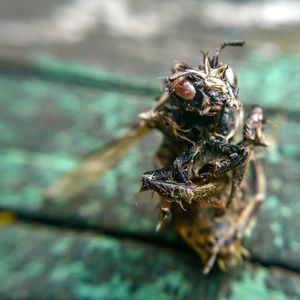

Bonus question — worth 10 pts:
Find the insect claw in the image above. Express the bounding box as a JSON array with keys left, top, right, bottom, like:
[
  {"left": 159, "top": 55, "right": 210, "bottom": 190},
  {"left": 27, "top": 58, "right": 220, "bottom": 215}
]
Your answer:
[
  {"left": 139, "top": 183, "right": 148, "bottom": 192},
  {"left": 202, "top": 254, "right": 217, "bottom": 274},
  {"left": 240, "top": 246, "right": 250, "bottom": 258},
  {"left": 177, "top": 199, "right": 187, "bottom": 211}
]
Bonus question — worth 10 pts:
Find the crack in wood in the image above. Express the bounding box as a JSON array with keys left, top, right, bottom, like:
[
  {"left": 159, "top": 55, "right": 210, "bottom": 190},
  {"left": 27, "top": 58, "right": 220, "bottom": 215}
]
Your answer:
[{"left": 2, "top": 207, "right": 299, "bottom": 276}]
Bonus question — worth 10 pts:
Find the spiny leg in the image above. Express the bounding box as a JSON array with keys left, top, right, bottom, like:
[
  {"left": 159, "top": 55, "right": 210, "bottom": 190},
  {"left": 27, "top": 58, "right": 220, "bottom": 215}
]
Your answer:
[
  {"left": 172, "top": 141, "right": 248, "bottom": 183},
  {"left": 243, "top": 105, "right": 267, "bottom": 147},
  {"left": 205, "top": 141, "right": 248, "bottom": 176},
  {"left": 151, "top": 137, "right": 186, "bottom": 231},
  {"left": 141, "top": 167, "right": 221, "bottom": 206},
  {"left": 203, "top": 106, "right": 267, "bottom": 272},
  {"left": 228, "top": 105, "right": 267, "bottom": 207},
  {"left": 203, "top": 158, "right": 266, "bottom": 274},
  {"left": 141, "top": 140, "right": 246, "bottom": 208}
]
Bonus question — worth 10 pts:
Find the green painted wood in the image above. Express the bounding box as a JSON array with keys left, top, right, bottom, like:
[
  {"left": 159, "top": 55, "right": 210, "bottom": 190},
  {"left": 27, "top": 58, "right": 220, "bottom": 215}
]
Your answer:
[
  {"left": 0, "top": 71, "right": 160, "bottom": 233},
  {"left": 0, "top": 223, "right": 300, "bottom": 300},
  {"left": 0, "top": 56, "right": 159, "bottom": 97},
  {"left": 1, "top": 53, "right": 300, "bottom": 276}
]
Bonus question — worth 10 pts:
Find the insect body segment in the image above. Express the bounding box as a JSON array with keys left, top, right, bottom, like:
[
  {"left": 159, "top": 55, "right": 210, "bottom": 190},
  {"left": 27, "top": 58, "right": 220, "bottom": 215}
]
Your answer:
[{"left": 140, "top": 41, "right": 267, "bottom": 273}]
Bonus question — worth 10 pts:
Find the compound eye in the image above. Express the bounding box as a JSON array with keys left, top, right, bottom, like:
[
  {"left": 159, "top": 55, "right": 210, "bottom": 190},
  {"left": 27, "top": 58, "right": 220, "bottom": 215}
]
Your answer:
[
  {"left": 225, "top": 67, "right": 237, "bottom": 90},
  {"left": 169, "top": 76, "right": 196, "bottom": 100}
]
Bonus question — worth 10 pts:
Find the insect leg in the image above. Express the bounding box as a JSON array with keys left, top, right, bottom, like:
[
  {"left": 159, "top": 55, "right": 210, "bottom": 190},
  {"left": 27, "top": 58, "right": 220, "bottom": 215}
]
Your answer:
[
  {"left": 204, "top": 107, "right": 267, "bottom": 271},
  {"left": 206, "top": 141, "right": 249, "bottom": 177},
  {"left": 243, "top": 105, "right": 267, "bottom": 147},
  {"left": 203, "top": 158, "right": 266, "bottom": 274},
  {"left": 204, "top": 106, "right": 265, "bottom": 181},
  {"left": 228, "top": 105, "right": 267, "bottom": 206},
  {"left": 156, "top": 197, "right": 172, "bottom": 231},
  {"left": 141, "top": 167, "right": 219, "bottom": 204}
]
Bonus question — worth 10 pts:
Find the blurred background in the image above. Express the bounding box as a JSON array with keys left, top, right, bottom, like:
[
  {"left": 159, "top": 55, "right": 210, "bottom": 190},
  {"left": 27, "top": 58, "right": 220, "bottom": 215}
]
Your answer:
[
  {"left": 1, "top": 0, "right": 300, "bottom": 299},
  {"left": 1, "top": 0, "right": 300, "bottom": 77}
]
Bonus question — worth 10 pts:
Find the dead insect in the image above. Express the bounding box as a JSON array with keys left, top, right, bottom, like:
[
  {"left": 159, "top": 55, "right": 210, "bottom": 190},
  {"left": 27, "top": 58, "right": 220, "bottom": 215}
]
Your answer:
[{"left": 45, "top": 41, "right": 267, "bottom": 274}]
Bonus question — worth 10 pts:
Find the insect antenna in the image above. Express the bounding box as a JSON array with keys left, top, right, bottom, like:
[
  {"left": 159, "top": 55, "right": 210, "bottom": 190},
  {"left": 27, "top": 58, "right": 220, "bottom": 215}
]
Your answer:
[{"left": 211, "top": 41, "right": 246, "bottom": 68}]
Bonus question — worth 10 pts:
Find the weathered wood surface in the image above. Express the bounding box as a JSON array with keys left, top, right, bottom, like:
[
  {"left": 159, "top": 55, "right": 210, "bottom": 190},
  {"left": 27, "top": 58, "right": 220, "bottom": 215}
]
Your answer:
[
  {"left": 1, "top": 53, "right": 300, "bottom": 298},
  {"left": 1, "top": 223, "right": 300, "bottom": 300}
]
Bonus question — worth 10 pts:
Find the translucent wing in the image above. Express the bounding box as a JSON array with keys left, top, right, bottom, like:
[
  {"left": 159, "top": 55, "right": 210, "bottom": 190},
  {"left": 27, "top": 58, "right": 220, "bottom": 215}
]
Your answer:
[{"left": 45, "top": 122, "right": 151, "bottom": 200}]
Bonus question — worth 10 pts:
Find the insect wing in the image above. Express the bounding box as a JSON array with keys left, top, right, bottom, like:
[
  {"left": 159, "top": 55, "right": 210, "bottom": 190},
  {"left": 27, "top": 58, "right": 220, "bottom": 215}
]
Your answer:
[{"left": 45, "top": 122, "right": 151, "bottom": 200}]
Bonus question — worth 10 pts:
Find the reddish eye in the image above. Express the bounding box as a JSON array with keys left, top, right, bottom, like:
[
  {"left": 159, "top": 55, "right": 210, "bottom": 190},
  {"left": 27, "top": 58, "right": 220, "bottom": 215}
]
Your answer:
[{"left": 169, "top": 77, "right": 196, "bottom": 100}]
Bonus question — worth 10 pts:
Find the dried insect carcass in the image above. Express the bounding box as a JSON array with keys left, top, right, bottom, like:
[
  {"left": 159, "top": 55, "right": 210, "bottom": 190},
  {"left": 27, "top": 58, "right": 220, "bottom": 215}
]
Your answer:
[
  {"left": 45, "top": 42, "right": 267, "bottom": 274},
  {"left": 139, "top": 41, "right": 268, "bottom": 273}
]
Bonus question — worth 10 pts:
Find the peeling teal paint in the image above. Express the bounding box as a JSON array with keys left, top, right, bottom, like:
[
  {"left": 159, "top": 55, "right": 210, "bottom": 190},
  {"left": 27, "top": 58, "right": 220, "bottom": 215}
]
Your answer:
[
  {"left": 50, "top": 262, "right": 88, "bottom": 282},
  {"left": 290, "top": 240, "right": 300, "bottom": 252},
  {"left": 238, "top": 53, "right": 300, "bottom": 109},
  {"left": 82, "top": 236, "right": 122, "bottom": 256},
  {"left": 24, "top": 261, "right": 46, "bottom": 278},
  {"left": 224, "top": 269, "right": 293, "bottom": 300},
  {"left": 132, "top": 271, "right": 191, "bottom": 300},
  {"left": 264, "top": 195, "right": 280, "bottom": 210},
  {"left": 270, "top": 222, "right": 284, "bottom": 249},
  {"left": 32, "top": 56, "right": 159, "bottom": 94},
  {"left": 51, "top": 237, "right": 73, "bottom": 256},
  {"left": 75, "top": 274, "right": 132, "bottom": 300}
]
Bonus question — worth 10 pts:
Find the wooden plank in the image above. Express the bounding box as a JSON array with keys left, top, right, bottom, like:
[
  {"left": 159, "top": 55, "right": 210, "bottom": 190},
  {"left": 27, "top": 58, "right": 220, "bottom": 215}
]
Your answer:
[
  {"left": 0, "top": 56, "right": 300, "bottom": 270},
  {"left": 0, "top": 71, "right": 160, "bottom": 232},
  {"left": 0, "top": 57, "right": 159, "bottom": 97},
  {"left": 0, "top": 223, "right": 299, "bottom": 300}
]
